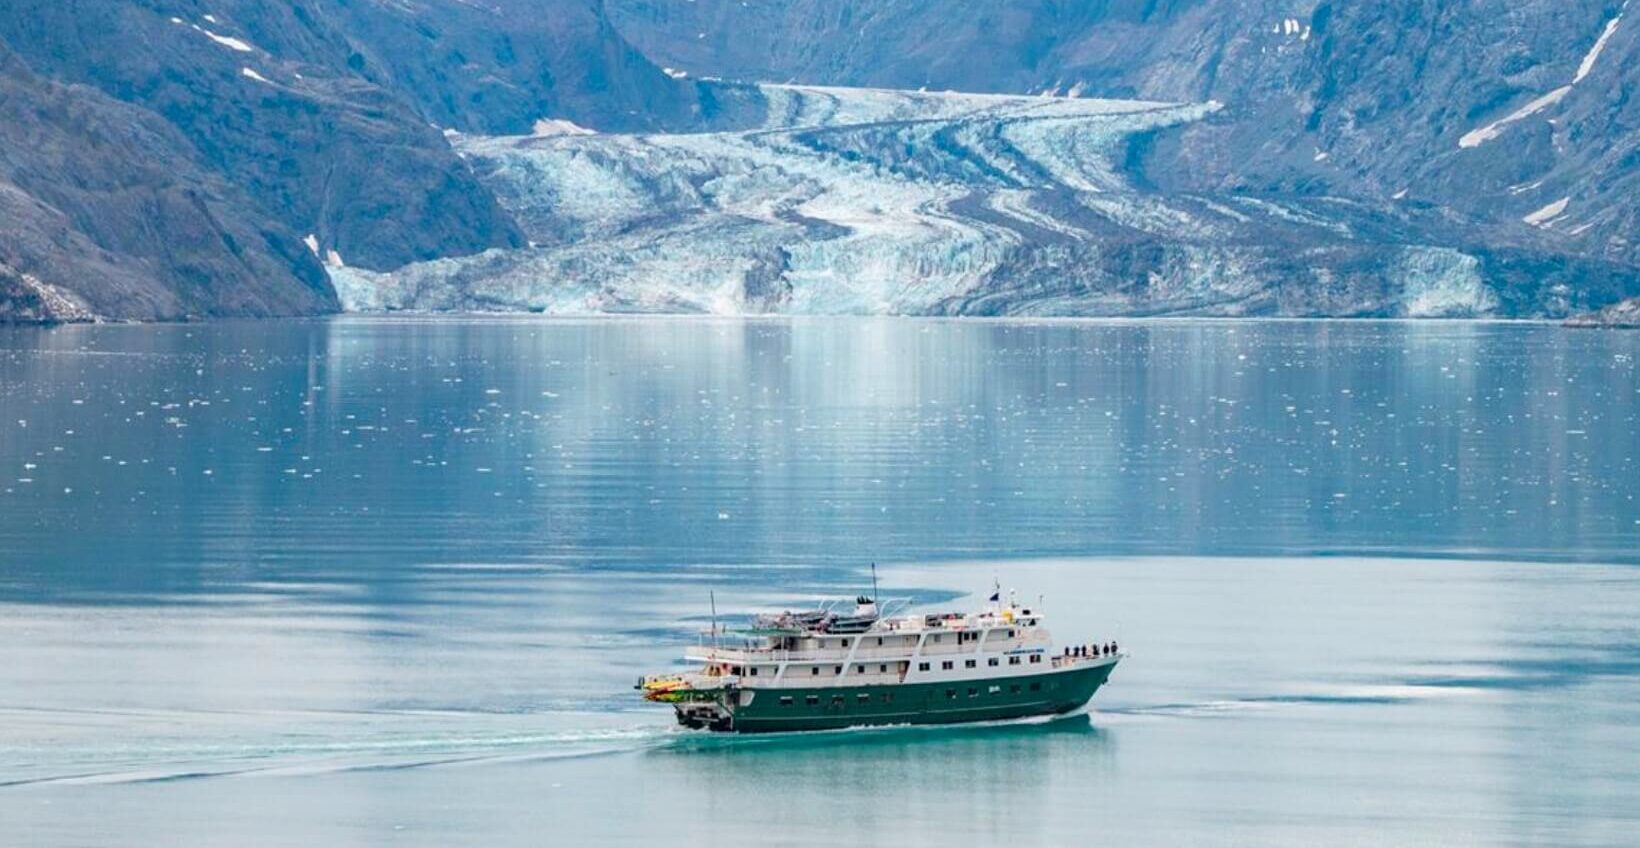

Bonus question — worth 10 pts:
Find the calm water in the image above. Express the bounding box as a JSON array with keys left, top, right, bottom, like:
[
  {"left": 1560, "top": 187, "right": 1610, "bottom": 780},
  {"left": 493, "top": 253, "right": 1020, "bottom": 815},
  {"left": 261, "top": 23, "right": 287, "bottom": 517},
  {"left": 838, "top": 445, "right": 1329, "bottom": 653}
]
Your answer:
[{"left": 1, "top": 318, "right": 1637, "bottom": 846}]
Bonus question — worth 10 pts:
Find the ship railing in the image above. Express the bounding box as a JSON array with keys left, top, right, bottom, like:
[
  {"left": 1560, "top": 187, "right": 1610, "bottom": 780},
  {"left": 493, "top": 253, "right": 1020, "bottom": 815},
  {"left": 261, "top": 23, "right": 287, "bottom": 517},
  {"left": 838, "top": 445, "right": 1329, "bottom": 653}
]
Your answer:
[
  {"left": 687, "top": 641, "right": 1039, "bottom": 664},
  {"left": 687, "top": 646, "right": 920, "bottom": 663},
  {"left": 1050, "top": 652, "right": 1119, "bottom": 669}
]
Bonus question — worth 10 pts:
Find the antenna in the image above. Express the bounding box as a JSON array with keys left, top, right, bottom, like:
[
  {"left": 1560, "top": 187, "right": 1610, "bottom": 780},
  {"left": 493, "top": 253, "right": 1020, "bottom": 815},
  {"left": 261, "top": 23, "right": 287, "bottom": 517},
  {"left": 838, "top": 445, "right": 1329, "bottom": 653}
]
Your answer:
[
  {"left": 710, "top": 590, "right": 719, "bottom": 650},
  {"left": 871, "top": 562, "right": 879, "bottom": 603}
]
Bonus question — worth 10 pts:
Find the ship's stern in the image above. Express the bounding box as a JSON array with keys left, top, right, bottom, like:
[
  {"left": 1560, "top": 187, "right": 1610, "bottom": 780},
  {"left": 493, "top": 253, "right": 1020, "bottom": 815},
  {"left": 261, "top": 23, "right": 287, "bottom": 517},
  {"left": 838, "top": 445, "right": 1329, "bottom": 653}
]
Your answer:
[{"left": 674, "top": 698, "right": 735, "bottom": 732}]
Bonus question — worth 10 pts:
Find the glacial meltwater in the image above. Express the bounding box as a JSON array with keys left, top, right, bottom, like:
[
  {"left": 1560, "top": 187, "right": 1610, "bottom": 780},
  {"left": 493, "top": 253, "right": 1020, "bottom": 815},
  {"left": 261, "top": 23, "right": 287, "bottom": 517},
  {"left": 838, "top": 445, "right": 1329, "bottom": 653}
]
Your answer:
[{"left": 2, "top": 317, "right": 1637, "bottom": 846}]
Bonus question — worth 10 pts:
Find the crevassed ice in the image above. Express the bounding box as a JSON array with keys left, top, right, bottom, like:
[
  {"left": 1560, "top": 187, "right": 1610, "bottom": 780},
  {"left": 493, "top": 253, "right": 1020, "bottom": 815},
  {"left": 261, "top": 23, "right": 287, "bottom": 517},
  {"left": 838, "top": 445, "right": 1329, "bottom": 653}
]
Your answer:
[{"left": 326, "top": 84, "right": 1482, "bottom": 318}]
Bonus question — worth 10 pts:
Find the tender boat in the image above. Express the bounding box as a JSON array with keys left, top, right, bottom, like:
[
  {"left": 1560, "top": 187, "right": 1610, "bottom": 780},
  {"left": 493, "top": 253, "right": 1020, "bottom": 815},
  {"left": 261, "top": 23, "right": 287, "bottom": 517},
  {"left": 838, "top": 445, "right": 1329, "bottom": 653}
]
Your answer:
[{"left": 639, "top": 589, "right": 1122, "bottom": 733}]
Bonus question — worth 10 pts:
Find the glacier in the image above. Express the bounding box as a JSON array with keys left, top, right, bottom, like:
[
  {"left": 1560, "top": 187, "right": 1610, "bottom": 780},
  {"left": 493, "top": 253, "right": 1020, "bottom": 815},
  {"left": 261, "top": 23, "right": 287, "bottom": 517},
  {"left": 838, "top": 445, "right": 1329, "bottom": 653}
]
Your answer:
[{"left": 333, "top": 83, "right": 1625, "bottom": 318}]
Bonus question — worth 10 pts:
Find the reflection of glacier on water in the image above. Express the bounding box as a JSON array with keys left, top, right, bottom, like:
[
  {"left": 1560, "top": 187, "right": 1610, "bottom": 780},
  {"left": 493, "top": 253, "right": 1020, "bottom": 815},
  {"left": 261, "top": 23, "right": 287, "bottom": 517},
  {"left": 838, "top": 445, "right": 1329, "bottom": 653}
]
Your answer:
[{"left": 333, "top": 83, "right": 1594, "bottom": 318}]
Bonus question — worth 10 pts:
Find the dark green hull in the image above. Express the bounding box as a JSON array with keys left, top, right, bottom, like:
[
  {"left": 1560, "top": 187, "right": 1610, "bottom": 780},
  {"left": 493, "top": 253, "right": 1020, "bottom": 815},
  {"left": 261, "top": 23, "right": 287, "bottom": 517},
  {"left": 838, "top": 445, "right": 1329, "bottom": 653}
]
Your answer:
[{"left": 691, "top": 660, "right": 1117, "bottom": 733}]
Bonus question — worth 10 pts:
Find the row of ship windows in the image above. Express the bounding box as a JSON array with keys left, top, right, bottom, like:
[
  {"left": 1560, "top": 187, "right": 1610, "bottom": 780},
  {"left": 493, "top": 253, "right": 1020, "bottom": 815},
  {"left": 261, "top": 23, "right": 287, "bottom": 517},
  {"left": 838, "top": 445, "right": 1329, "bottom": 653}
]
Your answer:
[
  {"left": 919, "top": 654, "right": 1040, "bottom": 672},
  {"left": 814, "top": 630, "right": 1019, "bottom": 650},
  {"left": 776, "top": 681, "right": 1051, "bottom": 707},
  {"left": 730, "top": 652, "right": 1041, "bottom": 678},
  {"left": 733, "top": 663, "right": 900, "bottom": 676}
]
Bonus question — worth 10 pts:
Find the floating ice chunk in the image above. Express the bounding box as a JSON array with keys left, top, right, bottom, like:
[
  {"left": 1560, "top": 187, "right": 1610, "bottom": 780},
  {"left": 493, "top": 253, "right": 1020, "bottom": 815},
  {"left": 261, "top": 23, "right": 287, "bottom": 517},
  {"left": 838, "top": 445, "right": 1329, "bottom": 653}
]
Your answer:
[{"left": 1523, "top": 197, "right": 1570, "bottom": 226}]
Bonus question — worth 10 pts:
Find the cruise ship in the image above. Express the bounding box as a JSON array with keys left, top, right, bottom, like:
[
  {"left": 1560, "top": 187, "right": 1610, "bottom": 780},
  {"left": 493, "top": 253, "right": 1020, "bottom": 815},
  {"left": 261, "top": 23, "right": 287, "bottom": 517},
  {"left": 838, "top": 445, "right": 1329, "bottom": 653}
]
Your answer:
[{"left": 640, "top": 591, "right": 1122, "bottom": 733}]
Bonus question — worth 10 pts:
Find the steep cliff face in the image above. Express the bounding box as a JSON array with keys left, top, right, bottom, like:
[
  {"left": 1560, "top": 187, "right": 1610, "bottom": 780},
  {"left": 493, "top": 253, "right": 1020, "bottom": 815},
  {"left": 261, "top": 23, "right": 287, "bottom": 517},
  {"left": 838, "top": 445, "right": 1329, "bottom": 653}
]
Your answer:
[
  {"left": 0, "top": 46, "right": 334, "bottom": 321},
  {"left": 608, "top": 0, "right": 1640, "bottom": 265}
]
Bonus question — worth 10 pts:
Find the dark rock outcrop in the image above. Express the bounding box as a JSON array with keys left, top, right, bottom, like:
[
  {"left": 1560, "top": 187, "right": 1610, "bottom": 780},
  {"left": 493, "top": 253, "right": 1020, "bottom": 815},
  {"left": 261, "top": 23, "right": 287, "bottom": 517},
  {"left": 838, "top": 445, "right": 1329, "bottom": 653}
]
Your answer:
[{"left": 1567, "top": 297, "right": 1640, "bottom": 327}]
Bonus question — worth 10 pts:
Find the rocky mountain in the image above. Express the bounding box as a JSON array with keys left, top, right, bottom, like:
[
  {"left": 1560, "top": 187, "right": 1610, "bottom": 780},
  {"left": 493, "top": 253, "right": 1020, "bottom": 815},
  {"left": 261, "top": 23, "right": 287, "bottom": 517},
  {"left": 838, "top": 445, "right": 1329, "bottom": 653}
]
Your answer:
[
  {"left": 0, "top": 0, "right": 694, "bottom": 321},
  {"left": 1, "top": 42, "right": 334, "bottom": 320},
  {"left": 318, "top": 0, "right": 707, "bottom": 135},
  {"left": 4, "top": 0, "right": 1638, "bottom": 321},
  {"left": 608, "top": 0, "right": 1640, "bottom": 267}
]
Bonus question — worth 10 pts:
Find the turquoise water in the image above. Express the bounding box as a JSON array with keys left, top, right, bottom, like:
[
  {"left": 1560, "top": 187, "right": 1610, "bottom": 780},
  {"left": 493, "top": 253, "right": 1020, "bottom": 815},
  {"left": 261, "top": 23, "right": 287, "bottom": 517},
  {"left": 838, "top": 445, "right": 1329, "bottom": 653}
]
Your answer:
[{"left": 2, "top": 318, "right": 1637, "bottom": 845}]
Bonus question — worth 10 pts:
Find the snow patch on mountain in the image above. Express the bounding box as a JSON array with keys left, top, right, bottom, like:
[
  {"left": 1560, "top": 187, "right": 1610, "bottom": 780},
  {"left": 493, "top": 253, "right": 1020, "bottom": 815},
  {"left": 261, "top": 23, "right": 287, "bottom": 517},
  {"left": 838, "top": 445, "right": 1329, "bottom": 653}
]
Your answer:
[
  {"left": 531, "top": 118, "right": 595, "bottom": 137},
  {"left": 1461, "top": 5, "right": 1628, "bottom": 149},
  {"left": 196, "top": 26, "right": 255, "bottom": 53},
  {"left": 1574, "top": 13, "right": 1624, "bottom": 82},
  {"left": 1459, "top": 86, "right": 1571, "bottom": 148},
  {"left": 1523, "top": 197, "right": 1571, "bottom": 226}
]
